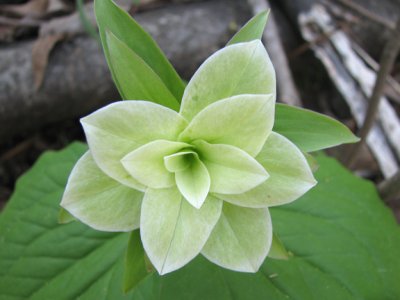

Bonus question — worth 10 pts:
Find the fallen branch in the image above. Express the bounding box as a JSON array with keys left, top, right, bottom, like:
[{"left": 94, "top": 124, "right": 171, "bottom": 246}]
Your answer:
[{"left": 299, "top": 5, "right": 399, "bottom": 178}]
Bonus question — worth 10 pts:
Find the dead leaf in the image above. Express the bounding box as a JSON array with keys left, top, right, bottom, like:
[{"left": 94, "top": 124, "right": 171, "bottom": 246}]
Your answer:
[{"left": 32, "top": 33, "right": 66, "bottom": 91}]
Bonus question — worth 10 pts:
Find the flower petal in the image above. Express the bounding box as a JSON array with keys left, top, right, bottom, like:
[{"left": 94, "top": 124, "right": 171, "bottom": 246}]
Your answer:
[
  {"left": 81, "top": 101, "right": 188, "bottom": 190},
  {"left": 141, "top": 188, "right": 222, "bottom": 275},
  {"left": 164, "top": 151, "right": 195, "bottom": 172},
  {"left": 216, "top": 132, "right": 317, "bottom": 208},
  {"left": 180, "top": 40, "right": 276, "bottom": 121},
  {"left": 201, "top": 203, "right": 272, "bottom": 272},
  {"left": 175, "top": 154, "right": 211, "bottom": 209},
  {"left": 194, "top": 140, "right": 269, "bottom": 194},
  {"left": 61, "top": 151, "right": 143, "bottom": 232},
  {"left": 121, "top": 140, "right": 190, "bottom": 189},
  {"left": 179, "top": 94, "right": 274, "bottom": 156}
]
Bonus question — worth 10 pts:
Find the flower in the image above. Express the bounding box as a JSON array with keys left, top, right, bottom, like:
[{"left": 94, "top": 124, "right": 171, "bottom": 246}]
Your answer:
[{"left": 61, "top": 40, "right": 316, "bottom": 275}]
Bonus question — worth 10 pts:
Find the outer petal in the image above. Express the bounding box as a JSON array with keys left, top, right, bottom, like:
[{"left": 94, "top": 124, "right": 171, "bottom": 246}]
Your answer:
[
  {"left": 81, "top": 101, "right": 188, "bottom": 191},
  {"left": 179, "top": 94, "right": 274, "bottom": 156},
  {"left": 175, "top": 154, "right": 211, "bottom": 209},
  {"left": 141, "top": 188, "right": 222, "bottom": 275},
  {"left": 216, "top": 132, "right": 317, "bottom": 208},
  {"left": 201, "top": 203, "right": 272, "bottom": 272},
  {"left": 194, "top": 140, "right": 269, "bottom": 195},
  {"left": 180, "top": 40, "right": 276, "bottom": 121},
  {"left": 121, "top": 140, "right": 190, "bottom": 189},
  {"left": 61, "top": 151, "right": 143, "bottom": 232}
]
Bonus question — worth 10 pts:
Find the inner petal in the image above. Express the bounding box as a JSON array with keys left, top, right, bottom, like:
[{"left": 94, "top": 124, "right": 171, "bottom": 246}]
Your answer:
[{"left": 164, "top": 151, "right": 197, "bottom": 173}]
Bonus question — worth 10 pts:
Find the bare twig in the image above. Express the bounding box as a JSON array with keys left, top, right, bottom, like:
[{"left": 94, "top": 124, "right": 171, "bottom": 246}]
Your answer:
[
  {"left": 352, "top": 42, "right": 400, "bottom": 104},
  {"left": 379, "top": 170, "right": 400, "bottom": 205},
  {"left": 334, "top": 0, "right": 395, "bottom": 30},
  {"left": 345, "top": 20, "right": 400, "bottom": 166}
]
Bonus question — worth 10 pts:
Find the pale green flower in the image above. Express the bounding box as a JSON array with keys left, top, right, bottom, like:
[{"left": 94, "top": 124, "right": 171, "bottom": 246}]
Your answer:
[{"left": 61, "top": 40, "right": 316, "bottom": 275}]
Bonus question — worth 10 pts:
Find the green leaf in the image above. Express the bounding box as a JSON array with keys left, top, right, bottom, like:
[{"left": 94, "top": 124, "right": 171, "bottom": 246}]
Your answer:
[
  {"left": 195, "top": 140, "right": 269, "bottom": 195},
  {"left": 58, "top": 207, "right": 75, "bottom": 224},
  {"left": 179, "top": 94, "right": 275, "bottom": 156},
  {"left": 106, "top": 31, "right": 180, "bottom": 110},
  {"left": 121, "top": 140, "right": 190, "bottom": 189},
  {"left": 81, "top": 101, "right": 187, "bottom": 190},
  {"left": 1, "top": 143, "right": 400, "bottom": 299},
  {"left": 274, "top": 103, "right": 359, "bottom": 152},
  {"left": 216, "top": 132, "right": 316, "bottom": 208},
  {"left": 227, "top": 10, "right": 269, "bottom": 45},
  {"left": 61, "top": 151, "right": 143, "bottom": 232},
  {"left": 95, "top": 0, "right": 184, "bottom": 101},
  {"left": 202, "top": 203, "right": 272, "bottom": 272},
  {"left": 140, "top": 188, "right": 222, "bottom": 275},
  {"left": 123, "top": 230, "right": 150, "bottom": 293},
  {"left": 175, "top": 154, "right": 210, "bottom": 209},
  {"left": 268, "top": 233, "right": 290, "bottom": 260},
  {"left": 180, "top": 40, "right": 276, "bottom": 121}
]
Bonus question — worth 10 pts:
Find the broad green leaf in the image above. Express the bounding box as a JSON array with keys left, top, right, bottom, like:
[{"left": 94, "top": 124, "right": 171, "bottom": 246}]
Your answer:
[
  {"left": 175, "top": 154, "right": 210, "bottom": 209},
  {"left": 179, "top": 94, "right": 274, "bottom": 156},
  {"left": 81, "top": 101, "right": 187, "bottom": 190},
  {"left": 180, "top": 40, "right": 276, "bottom": 120},
  {"left": 121, "top": 140, "right": 190, "bottom": 189},
  {"left": 268, "top": 233, "right": 290, "bottom": 260},
  {"left": 274, "top": 103, "right": 359, "bottom": 152},
  {"left": 1, "top": 143, "right": 400, "bottom": 299},
  {"left": 61, "top": 151, "right": 142, "bottom": 231},
  {"left": 106, "top": 31, "right": 180, "bottom": 111},
  {"left": 202, "top": 203, "right": 272, "bottom": 272},
  {"left": 216, "top": 132, "right": 316, "bottom": 208},
  {"left": 140, "top": 188, "right": 222, "bottom": 275},
  {"left": 227, "top": 10, "right": 269, "bottom": 45},
  {"left": 194, "top": 140, "right": 269, "bottom": 194},
  {"left": 123, "top": 230, "right": 151, "bottom": 293},
  {"left": 164, "top": 151, "right": 195, "bottom": 172},
  {"left": 95, "top": 0, "right": 185, "bottom": 101}
]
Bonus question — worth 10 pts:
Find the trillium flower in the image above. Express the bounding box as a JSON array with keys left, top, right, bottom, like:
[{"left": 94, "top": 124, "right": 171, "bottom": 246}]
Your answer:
[{"left": 61, "top": 40, "right": 317, "bottom": 275}]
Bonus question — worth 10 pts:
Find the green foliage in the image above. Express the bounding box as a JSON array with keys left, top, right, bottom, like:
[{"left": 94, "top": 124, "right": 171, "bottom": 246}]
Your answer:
[
  {"left": 274, "top": 104, "right": 359, "bottom": 152},
  {"left": 227, "top": 10, "right": 269, "bottom": 45},
  {"left": 95, "top": 0, "right": 185, "bottom": 102},
  {"left": 1, "top": 143, "right": 399, "bottom": 299}
]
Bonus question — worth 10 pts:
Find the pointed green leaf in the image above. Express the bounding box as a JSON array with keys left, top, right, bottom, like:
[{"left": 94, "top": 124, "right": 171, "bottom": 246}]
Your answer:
[
  {"left": 268, "top": 233, "right": 290, "bottom": 260},
  {"left": 164, "top": 151, "right": 195, "bottom": 172},
  {"left": 175, "top": 154, "right": 210, "bottom": 209},
  {"left": 216, "top": 132, "right": 316, "bottom": 208},
  {"left": 58, "top": 208, "right": 75, "bottom": 224},
  {"left": 227, "top": 10, "right": 269, "bottom": 45},
  {"left": 274, "top": 103, "right": 360, "bottom": 152},
  {"left": 95, "top": 0, "right": 184, "bottom": 101},
  {"left": 194, "top": 140, "right": 269, "bottom": 194},
  {"left": 202, "top": 203, "right": 272, "bottom": 272},
  {"left": 81, "top": 101, "right": 187, "bottom": 190},
  {"left": 141, "top": 188, "right": 222, "bottom": 275},
  {"left": 106, "top": 31, "right": 180, "bottom": 110},
  {"left": 123, "top": 230, "right": 151, "bottom": 293},
  {"left": 180, "top": 40, "right": 276, "bottom": 120},
  {"left": 121, "top": 140, "right": 190, "bottom": 189},
  {"left": 61, "top": 151, "right": 143, "bottom": 232},
  {"left": 179, "top": 94, "right": 274, "bottom": 156}
]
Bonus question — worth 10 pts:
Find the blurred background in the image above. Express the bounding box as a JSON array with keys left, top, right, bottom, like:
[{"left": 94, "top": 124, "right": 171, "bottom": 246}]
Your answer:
[{"left": 0, "top": 0, "right": 399, "bottom": 217}]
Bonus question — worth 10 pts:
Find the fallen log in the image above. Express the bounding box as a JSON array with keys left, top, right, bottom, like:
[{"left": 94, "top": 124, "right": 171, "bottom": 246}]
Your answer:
[{"left": 0, "top": 0, "right": 249, "bottom": 142}]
